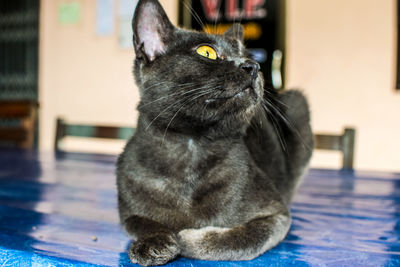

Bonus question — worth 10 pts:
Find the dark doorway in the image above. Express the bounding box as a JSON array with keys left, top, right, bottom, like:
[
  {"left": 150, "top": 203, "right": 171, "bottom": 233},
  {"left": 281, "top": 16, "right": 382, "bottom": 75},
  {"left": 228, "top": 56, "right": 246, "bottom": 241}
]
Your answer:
[
  {"left": 0, "top": 0, "right": 40, "bottom": 148},
  {"left": 0, "top": 0, "right": 40, "bottom": 100},
  {"left": 397, "top": 0, "right": 400, "bottom": 90}
]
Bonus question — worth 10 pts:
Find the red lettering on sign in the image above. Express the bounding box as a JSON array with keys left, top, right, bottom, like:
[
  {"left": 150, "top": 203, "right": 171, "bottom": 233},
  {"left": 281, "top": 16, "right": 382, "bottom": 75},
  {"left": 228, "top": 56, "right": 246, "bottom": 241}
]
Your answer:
[
  {"left": 226, "top": 0, "right": 240, "bottom": 20},
  {"left": 200, "top": 0, "right": 222, "bottom": 20},
  {"left": 244, "top": 0, "right": 266, "bottom": 19}
]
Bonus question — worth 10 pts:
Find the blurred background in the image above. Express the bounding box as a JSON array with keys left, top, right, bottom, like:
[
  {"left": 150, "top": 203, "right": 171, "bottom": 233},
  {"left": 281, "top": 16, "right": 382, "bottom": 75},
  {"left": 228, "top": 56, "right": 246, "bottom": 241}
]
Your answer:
[{"left": 0, "top": 0, "right": 399, "bottom": 171}]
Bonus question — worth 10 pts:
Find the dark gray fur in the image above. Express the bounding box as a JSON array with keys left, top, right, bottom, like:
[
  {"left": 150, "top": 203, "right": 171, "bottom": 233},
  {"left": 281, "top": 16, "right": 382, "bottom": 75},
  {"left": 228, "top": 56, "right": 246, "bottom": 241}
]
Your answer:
[{"left": 117, "top": 0, "right": 313, "bottom": 265}]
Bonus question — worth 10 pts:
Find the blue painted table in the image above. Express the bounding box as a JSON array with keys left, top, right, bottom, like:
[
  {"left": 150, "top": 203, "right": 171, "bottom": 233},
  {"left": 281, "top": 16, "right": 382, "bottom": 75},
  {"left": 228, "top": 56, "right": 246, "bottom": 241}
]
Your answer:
[{"left": 0, "top": 148, "right": 399, "bottom": 266}]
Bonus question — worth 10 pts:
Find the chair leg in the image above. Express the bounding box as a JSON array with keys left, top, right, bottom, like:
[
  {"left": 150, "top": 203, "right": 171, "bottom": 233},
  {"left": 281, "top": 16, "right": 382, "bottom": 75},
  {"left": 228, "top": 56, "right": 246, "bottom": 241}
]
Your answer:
[
  {"left": 54, "top": 118, "right": 66, "bottom": 152},
  {"left": 342, "top": 128, "right": 356, "bottom": 169}
]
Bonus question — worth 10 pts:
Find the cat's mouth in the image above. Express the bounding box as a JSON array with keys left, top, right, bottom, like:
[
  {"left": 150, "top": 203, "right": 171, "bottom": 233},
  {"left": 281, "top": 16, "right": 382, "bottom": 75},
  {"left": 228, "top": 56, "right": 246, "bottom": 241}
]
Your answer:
[{"left": 205, "top": 86, "right": 254, "bottom": 104}]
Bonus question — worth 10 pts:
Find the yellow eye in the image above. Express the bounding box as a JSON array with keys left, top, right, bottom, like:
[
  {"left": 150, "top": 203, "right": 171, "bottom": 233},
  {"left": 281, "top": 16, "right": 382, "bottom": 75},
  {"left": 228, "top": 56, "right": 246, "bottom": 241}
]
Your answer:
[{"left": 196, "top": 45, "right": 217, "bottom": 60}]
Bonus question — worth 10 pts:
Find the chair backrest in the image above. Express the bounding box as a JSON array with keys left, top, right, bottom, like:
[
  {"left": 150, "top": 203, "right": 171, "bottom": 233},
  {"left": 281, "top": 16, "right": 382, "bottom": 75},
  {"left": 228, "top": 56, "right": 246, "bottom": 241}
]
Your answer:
[
  {"left": 314, "top": 127, "right": 356, "bottom": 169},
  {"left": 0, "top": 101, "right": 38, "bottom": 149},
  {"left": 55, "top": 118, "right": 356, "bottom": 168},
  {"left": 54, "top": 118, "right": 135, "bottom": 152}
]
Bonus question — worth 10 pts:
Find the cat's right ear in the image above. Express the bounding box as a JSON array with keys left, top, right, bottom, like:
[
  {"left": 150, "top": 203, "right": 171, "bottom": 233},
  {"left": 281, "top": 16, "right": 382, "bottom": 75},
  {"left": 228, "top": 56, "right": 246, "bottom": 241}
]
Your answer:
[
  {"left": 133, "top": 0, "right": 175, "bottom": 63},
  {"left": 224, "top": 24, "right": 244, "bottom": 43}
]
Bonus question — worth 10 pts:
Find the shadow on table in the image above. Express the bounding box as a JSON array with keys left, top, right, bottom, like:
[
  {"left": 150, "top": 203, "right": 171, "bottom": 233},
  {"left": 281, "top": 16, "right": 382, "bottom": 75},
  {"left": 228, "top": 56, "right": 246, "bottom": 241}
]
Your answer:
[{"left": 117, "top": 236, "right": 313, "bottom": 266}]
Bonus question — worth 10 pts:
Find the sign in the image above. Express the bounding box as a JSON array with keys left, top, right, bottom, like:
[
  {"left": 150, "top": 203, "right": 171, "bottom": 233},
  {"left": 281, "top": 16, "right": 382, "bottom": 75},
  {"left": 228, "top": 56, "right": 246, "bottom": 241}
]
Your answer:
[
  {"left": 58, "top": 2, "right": 81, "bottom": 25},
  {"left": 96, "top": 0, "right": 114, "bottom": 36},
  {"left": 179, "top": 0, "right": 284, "bottom": 89}
]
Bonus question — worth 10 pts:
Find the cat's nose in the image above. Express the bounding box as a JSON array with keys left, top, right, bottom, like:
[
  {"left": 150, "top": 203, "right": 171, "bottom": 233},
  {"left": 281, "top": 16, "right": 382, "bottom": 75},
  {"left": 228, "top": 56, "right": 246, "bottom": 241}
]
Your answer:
[{"left": 240, "top": 60, "right": 260, "bottom": 78}]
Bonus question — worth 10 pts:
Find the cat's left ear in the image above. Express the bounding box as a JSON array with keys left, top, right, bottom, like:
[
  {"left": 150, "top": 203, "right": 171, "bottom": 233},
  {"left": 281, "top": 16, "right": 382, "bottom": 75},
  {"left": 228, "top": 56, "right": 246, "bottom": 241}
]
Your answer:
[
  {"left": 133, "top": 0, "right": 175, "bottom": 62},
  {"left": 224, "top": 24, "right": 244, "bottom": 43}
]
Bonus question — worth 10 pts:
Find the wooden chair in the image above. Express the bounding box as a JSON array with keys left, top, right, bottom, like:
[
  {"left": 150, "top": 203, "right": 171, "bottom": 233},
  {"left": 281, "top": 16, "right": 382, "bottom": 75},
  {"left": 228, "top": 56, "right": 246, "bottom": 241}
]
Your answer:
[
  {"left": 54, "top": 118, "right": 135, "bottom": 152},
  {"left": 314, "top": 128, "right": 356, "bottom": 169},
  {"left": 0, "top": 100, "right": 38, "bottom": 149}
]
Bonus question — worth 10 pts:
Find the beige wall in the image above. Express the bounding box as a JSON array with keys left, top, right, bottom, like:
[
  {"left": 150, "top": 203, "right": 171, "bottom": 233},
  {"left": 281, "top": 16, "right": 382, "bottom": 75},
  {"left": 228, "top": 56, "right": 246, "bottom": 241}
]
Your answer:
[
  {"left": 286, "top": 0, "right": 399, "bottom": 171},
  {"left": 39, "top": 0, "right": 399, "bottom": 171},
  {"left": 39, "top": 0, "right": 177, "bottom": 154}
]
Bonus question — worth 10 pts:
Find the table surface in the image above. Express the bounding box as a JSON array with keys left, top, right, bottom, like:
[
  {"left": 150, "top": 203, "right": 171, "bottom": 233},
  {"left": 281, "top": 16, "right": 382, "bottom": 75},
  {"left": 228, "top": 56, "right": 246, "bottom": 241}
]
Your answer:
[{"left": 0, "top": 149, "right": 399, "bottom": 267}]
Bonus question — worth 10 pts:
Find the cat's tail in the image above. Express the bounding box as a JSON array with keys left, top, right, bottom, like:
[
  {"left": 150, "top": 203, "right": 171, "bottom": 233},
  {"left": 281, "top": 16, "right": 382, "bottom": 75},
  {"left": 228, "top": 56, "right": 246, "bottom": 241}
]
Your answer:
[
  {"left": 246, "top": 89, "right": 314, "bottom": 203},
  {"left": 275, "top": 90, "right": 314, "bottom": 184},
  {"left": 177, "top": 212, "right": 291, "bottom": 261}
]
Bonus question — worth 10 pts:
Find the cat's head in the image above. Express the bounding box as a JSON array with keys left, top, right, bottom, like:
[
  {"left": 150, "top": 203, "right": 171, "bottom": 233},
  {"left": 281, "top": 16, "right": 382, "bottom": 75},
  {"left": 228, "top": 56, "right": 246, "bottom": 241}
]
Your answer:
[{"left": 132, "top": 0, "right": 264, "bottom": 138}]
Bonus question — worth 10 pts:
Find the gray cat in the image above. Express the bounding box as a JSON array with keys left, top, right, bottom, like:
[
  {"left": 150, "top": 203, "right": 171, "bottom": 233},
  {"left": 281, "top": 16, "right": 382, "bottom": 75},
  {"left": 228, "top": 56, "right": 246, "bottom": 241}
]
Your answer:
[{"left": 116, "top": 0, "right": 313, "bottom": 265}]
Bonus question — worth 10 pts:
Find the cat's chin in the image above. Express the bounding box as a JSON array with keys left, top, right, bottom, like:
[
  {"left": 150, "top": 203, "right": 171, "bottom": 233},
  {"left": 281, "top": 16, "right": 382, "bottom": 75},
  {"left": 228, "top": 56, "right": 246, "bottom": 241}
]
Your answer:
[
  {"left": 205, "top": 87, "right": 252, "bottom": 103},
  {"left": 204, "top": 86, "right": 259, "bottom": 112}
]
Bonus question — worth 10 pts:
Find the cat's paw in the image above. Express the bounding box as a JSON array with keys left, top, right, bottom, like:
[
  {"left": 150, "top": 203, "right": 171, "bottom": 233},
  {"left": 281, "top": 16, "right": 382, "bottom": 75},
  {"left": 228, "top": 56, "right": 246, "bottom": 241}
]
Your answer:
[
  {"left": 178, "top": 226, "right": 229, "bottom": 245},
  {"left": 129, "top": 233, "right": 180, "bottom": 266},
  {"left": 178, "top": 227, "right": 230, "bottom": 259}
]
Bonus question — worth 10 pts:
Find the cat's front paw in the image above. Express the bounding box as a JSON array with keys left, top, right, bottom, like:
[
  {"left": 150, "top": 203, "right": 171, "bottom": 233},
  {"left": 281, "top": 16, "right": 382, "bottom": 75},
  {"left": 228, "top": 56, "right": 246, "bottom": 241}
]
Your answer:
[{"left": 129, "top": 233, "right": 180, "bottom": 266}]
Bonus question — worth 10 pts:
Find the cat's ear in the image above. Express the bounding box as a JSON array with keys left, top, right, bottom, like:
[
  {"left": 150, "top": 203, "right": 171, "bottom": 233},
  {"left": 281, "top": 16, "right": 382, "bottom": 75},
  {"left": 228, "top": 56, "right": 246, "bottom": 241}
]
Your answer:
[
  {"left": 133, "top": 0, "right": 175, "bottom": 62},
  {"left": 224, "top": 24, "right": 244, "bottom": 43}
]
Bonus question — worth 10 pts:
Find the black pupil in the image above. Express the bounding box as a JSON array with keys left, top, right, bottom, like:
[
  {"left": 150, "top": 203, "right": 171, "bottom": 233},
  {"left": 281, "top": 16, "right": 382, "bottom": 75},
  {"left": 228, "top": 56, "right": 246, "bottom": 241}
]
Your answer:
[{"left": 206, "top": 51, "right": 209, "bottom": 57}]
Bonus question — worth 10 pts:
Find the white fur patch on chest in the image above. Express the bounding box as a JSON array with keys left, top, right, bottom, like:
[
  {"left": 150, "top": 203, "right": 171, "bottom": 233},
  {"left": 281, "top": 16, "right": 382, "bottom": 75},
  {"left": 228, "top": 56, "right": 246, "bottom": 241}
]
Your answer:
[{"left": 184, "top": 138, "right": 200, "bottom": 183}]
